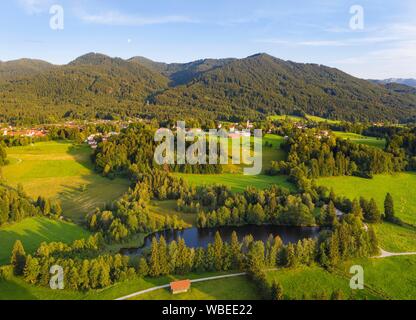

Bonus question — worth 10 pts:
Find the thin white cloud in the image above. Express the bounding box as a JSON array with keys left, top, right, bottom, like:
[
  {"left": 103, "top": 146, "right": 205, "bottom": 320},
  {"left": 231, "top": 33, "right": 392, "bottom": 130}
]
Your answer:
[
  {"left": 17, "top": 0, "right": 52, "bottom": 14},
  {"left": 78, "top": 10, "right": 197, "bottom": 26}
]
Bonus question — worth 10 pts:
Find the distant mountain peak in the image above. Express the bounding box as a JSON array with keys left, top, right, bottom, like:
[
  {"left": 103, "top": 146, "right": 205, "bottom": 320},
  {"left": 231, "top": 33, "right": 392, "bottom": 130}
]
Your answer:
[
  {"left": 371, "top": 78, "right": 416, "bottom": 88},
  {"left": 69, "top": 52, "right": 116, "bottom": 66}
]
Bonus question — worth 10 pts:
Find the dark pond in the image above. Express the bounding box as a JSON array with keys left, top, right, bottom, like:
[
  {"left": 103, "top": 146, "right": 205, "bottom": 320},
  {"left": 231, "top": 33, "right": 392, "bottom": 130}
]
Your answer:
[{"left": 121, "top": 225, "right": 321, "bottom": 256}]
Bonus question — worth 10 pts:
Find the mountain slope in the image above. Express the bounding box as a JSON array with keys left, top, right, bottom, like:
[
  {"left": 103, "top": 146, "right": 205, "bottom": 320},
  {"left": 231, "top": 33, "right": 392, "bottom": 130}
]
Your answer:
[
  {"left": 0, "top": 53, "right": 170, "bottom": 124},
  {"left": 152, "top": 53, "right": 416, "bottom": 122},
  {"left": 1, "top": 53, "right": 416, "bottom": 124},
  {"left": 0, "top": 58, "right": 54, "bottom": 81},
  {"left": 129, "top": 56, "right": 236, "bottom": 86}
]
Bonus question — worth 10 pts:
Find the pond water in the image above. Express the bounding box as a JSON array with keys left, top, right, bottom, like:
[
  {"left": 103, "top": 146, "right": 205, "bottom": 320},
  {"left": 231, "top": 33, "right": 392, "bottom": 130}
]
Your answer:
[{"left": 121, "top": 225, "right": 321, "bottom": 256}]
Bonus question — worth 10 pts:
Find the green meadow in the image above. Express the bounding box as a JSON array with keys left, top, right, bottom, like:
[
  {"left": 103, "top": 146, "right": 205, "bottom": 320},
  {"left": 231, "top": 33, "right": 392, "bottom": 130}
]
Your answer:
[
  {"left": 373, "top": 223, "right": 416, "bottom": 252},
  {"left": 333, "top": 131, "right": 386, "bottom": 149},
  {"left": 0, "top": 271, "right": 253, "bottom": 300},
  {"left": 176, "top": 173, "right": 294, "bottom": 193},
  {"left": 0, "top": 217, "right": 90, "bottom": 265},
  {"left": 149, "top": 200, "right": 196, "bottom": 227},
  {"left": 269, "top": 114, "right": 341, "bottom": 124},
  {"left": 265, "top": 266, "right": 379, "bottom": 300},
  {"left": 131, "top": 275, "right": 260, "bottom": 300},
  {"left": 317, "top": 173, "right": 416, "bottom": 226},
  {"left": 175, "top": 134, "right": 293, "bottom": 192},
  {"left": 341, "top": 256, "right": 416, "bottom": 300},
  {"left": 2, "top": 141, "right": 130, "bottom": 222}
]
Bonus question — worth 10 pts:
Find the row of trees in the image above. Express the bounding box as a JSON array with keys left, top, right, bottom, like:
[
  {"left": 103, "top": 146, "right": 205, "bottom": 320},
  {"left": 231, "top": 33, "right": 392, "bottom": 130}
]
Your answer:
[
  {"left": 0, "top": 184, "right": 65, "bottom": 227},
  {"left": 11, "top": 241, "right": 136, "bottom": 290},
  {"left": 86, "top": 175, "right": 189, "bottom": 242},
  {"left": 0, "top": 144, "right": 7, "bottom": 166},
  {"left": 268, "top": 128, "right": 406, "bottom": 180},
  {"left": 0, "top": 185, "right": 39, "bottom": 226}
]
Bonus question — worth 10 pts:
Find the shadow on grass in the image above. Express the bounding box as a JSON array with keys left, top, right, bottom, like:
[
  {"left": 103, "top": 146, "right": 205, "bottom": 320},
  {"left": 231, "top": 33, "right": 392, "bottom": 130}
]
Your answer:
[{"left": 0, "top": 217, "right": 90, "bottom": 265}]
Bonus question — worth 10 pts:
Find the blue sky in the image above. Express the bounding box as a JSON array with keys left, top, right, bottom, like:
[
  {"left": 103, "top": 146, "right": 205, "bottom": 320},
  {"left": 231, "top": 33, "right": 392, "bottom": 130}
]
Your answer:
[{"left": 1, "top": 0, "right": 416, "bottom": 79}]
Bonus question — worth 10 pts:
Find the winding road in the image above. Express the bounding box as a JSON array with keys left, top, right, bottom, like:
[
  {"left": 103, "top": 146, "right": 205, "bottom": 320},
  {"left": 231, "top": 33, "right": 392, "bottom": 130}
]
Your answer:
[{"left": 115, "top": 272, "right": 247, "bottom": 300}]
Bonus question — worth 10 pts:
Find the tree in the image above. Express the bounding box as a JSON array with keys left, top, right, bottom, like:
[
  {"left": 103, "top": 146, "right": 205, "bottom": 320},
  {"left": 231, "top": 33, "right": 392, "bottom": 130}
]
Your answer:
[
  {"left": 271, "top": 281, "right": 284, "bottom": 300},
  {"left": 366, "top": 199, "right": 382, "bottom": 223},
  {"left": 0, "top": 145, "right": 7, "bottom": 166},
  {"left": 137, "top": 258, "right": 149, "bottom": 277},
  {"left": 384, "top": 193, "right": 396, "bottom": 223},
  {"left": 325, "top": 201, "right": 338, "bottom": 227},
  {"left": 158, "top": 236, "right": 169, "bottom": 275},
  {"left": 246, "top": 241, "right": 265, "bottom": 273},
  {"left": 11, "top": 240, "right": 26, "bottom": 275},
  {"left": 149, "top": 237, "right": 161, "bottom": 277},
  {"left": 230, "top": 231, "right": 242, "bottom": 270},
  {"left": 23, "top": 255, "right": 40, "bottom": 284},
  {"left": 351, "top": 199, "right": 363, "bottom": 220},
  {"left": 213, "top": 232, "right": 224, "bottom": 271}
]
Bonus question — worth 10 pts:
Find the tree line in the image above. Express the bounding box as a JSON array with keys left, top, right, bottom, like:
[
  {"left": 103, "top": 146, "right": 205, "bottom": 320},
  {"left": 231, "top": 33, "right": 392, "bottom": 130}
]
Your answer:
[{"left": 0, "top": 184, "right": 63, "bottom": 227}]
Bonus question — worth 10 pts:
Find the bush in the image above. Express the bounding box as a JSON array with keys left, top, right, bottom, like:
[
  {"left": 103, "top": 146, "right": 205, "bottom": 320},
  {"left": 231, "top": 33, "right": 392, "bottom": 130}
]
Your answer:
[{"left": 0, "top": 265, "right": 13, "bottom": 280}]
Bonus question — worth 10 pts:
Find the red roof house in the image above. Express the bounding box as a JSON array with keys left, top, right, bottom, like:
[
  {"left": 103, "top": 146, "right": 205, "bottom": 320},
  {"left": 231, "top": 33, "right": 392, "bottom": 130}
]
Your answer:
[{"left": 170, "top": 280, "right": 191, "bottom": 294}]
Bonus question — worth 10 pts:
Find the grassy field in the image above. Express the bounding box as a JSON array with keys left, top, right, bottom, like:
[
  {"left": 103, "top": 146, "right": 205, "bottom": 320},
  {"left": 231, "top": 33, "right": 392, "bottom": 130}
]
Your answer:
[
  {"left": 0, "top": 217, "right": 90, "bottom": 265},
  {"left": 317, "top": 173, "right": 416, "bottom": 225},
  {"left": 265, "top": 266, "right": 379, "bottom": 300},
  {"left": 341, "top": 256, "right": 416, "bottom": 300},
  {"left": 333, "top": 131, "right": 386, "bottom": 149},
  {"left": 2, "top": 141, "right": 130, "bottom": 222},
  {"left": 174, "top": 134, "right": 294, "bottom": 193},
  {"left": 269, "top": 114, "right": 341, "bottom": 124},
  {"left": 262, "top": 134, "right": 286, "bottom": 170},
  {"left": 0, "top": 271, "right": 256, "bottom": 300},
  {"left": 176, "top": 173, "right": 294, "bottom": 193},
  {"left": 149, "top": 200, "right": 196, "bottom": 227},
  {"left": 373, "top": 223, "right": 416, "bottom": 252},
  {"left": 132, "top": 275, "right": 260, "bottom": 300}
]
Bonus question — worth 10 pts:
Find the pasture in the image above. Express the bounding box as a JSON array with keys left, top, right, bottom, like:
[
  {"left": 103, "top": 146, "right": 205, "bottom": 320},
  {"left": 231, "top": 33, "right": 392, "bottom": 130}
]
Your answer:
[
  {"left": 265, "top": 266, "right": 378, "bottom": 300},
  {"left": 0, "top": 217, "right": 90, "bottom": 265},
  {"left": 317, "top": 173, "right": 416, "bottom": 226},
  {"left": 0, "top": 271, "right": 258, "bottom": 300},
  {"left": 333, "top": 131, "right": 386, "bottom": 149},
  {"left": 341, "top": 256, "right": 416, "bottom": 300},
  {"left": 269, "top": 114, "right": 341, "bottom": 124},
  {"left": 175, "top": 173, "right": 294, "bottom": 193},
  {"left": 2, "top": 141, "right": 130, "bottom": 222},
  {"left": 175, "top": 134, "right": 293, "bottom": 192},
  {"left": 373, "top": 223, "right": 416, "bottom": 252}
]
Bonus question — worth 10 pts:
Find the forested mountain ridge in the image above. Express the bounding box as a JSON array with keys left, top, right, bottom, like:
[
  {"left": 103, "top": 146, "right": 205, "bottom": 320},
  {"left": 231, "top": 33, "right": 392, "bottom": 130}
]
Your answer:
[
  {"left": 0, "top": 53, "right": 169, "bottom": 124},
  {"left": 1, "top": 52, "right": 416, "bottom": 125},
  {"left": 152, "top": 53, "right": 416, "bottom": 123},
  {"left": 129, "top": 56, "right": 237, "bottom": 86},
  {"left": 0, "top": 58, "right": 55, "bottom": 81}
]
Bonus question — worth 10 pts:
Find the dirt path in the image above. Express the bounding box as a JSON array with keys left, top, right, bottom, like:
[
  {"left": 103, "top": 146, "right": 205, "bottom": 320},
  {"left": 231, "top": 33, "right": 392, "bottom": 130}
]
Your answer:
[
  {"left": 376, "top": 248, "right": 416, "bottom": 258},
  {"left": 115, "top": 272, "right": 247, "bottom": 301}
]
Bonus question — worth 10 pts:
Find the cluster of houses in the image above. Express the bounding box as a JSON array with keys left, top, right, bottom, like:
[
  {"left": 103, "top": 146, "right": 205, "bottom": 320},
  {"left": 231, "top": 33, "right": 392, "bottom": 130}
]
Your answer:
[
  {"left": 1, "top": 127, "right": 47, "bottom": 138},
  {"left": 176, "top": 120, "right": 256, "bottom": 140},
  {"left": 85, "top": 131, "right": 120, "bottom": 149}
]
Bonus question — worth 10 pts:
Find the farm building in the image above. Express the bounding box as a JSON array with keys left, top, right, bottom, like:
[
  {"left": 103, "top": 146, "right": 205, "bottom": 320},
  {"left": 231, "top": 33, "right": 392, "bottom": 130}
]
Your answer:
[{"left": 170, "top": 280, "right": 191, "bottom": 295}]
